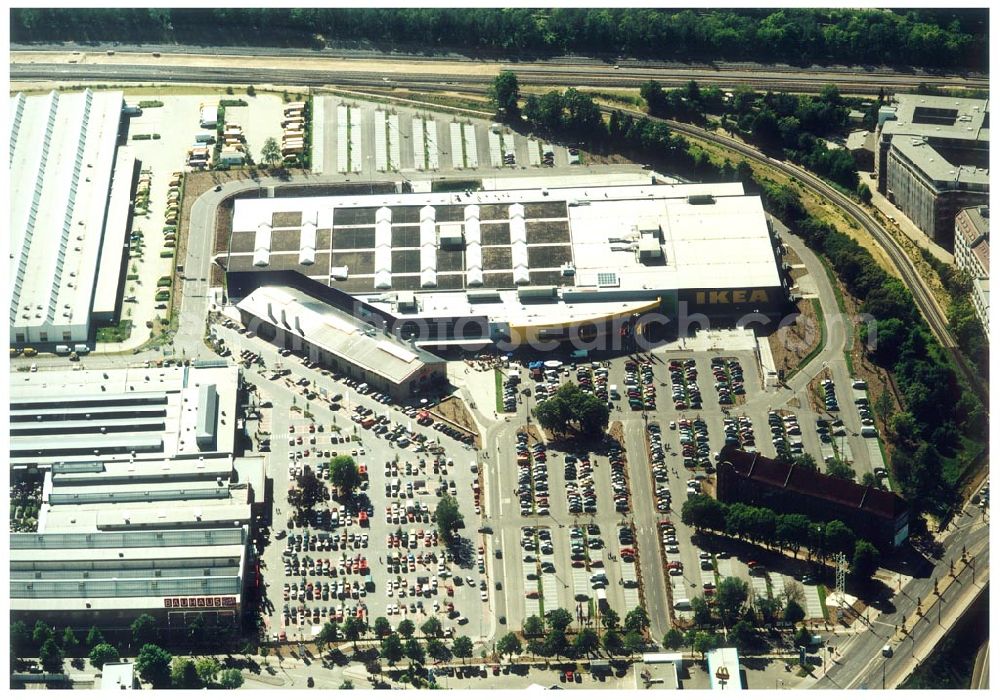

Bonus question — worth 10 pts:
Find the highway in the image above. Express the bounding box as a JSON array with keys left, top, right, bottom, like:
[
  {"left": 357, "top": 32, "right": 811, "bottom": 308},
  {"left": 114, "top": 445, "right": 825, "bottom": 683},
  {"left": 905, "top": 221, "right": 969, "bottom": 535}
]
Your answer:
[{"left": 10, "top": 45, "right": 990, "bottom": 94}]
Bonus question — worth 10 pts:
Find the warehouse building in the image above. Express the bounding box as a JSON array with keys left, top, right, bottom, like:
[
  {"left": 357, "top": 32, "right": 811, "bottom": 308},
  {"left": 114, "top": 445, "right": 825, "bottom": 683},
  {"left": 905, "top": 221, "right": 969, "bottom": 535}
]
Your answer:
[
  {"left": 9, "top": 89, "right": 139, "bottom": 348},
  {"left": 716, "top": 446, "right": 910, "bottom": 552},
  {"left": 9, "top": 365, "right": 239, "bottom": 469},
  {"left": 222, "top": 181, "right": 786, "bottom": 349},
  {"left": 875, "top": 94, "right": 989, "bottom": 247},
  {"left": 954, "top": 206, "right": 990, "bottom": 339},
  {"left": 10, "top": 527, "right": 250, "bottom": 631},
  {"left": 235, "top": 283, "right": 447, "bottom": 401}
]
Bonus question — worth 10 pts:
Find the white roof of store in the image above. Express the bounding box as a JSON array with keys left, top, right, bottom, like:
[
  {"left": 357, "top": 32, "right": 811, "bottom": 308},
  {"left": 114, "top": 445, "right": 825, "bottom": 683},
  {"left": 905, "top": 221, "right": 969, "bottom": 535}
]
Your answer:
[
  {"left": 236, "top": 285, "right": 443, "bottom": 385},
  {"left": 706, "top": 647, "right": 744, "bottom": 690},
  {"left": 9, "top": 89, "right": 124, "bottom": 333}
]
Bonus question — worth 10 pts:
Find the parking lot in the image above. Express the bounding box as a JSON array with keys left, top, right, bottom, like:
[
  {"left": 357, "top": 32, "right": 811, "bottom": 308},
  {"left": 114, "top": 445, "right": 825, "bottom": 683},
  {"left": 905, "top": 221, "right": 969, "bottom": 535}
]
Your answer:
[
  {"left": 312, "top": 96, "right": 575, "bottom": 176},
  {"left": 209, "top": 319, "right": 494, "bottom": 646},
  {"left": 485, "top": 326, "right": 877, "bottom": 639}
]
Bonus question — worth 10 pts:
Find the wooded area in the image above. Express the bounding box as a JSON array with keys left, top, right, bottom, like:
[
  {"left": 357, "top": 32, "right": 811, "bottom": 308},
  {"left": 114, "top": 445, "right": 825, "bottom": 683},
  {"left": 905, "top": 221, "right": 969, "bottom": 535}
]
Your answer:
[{"left": 10, "top": 8, "right": 988, "bottom": 71}]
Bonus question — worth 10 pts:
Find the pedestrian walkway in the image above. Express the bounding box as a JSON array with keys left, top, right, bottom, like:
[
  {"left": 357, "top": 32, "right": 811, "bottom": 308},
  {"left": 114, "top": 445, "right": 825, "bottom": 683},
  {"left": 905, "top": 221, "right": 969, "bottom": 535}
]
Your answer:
[
  {"left": 868, "top": 187, "right": 953, "bottom": 264},
  {"left": 804, "top": 585, "right": 824, "bottom": 619}
]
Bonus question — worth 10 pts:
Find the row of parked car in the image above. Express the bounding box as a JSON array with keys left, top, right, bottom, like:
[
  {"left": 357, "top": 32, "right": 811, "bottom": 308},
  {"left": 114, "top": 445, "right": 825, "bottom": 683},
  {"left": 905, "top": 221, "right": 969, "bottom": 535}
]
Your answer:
[
  {"left": 770, "top": 411, "right": 804, "bottom": 461},
  {"left": 516, "top": 432, "right": 550, "bottom": 516},
  {"left": 625, "top": 359, "right": 656, "bottom": 410},
  {"left": 679, "top": 417, "right": 712, "bottom": 469},
  {"left": 284, "top": 601, "right": 367, "bottom": 628},
  {"left": 668, "top": 358, "right": 701, "bottom": 410},
  {"left": 711, "top": 356, "right": 745, "bottom": 405},
  {"left": 723, "top": 414, "right": 757, "bottom": 451},
  {"left": 821, "top": 377, "right": 840, "bottom": 412},
  {"left": 576, "top": 364, "right": 610, "bottom": 405},
  {"left": 608, "top": 442, "right": 630, "bottom": 513},
  {"left": 564, "top": 454, "right": 597, "bottom": 514}
]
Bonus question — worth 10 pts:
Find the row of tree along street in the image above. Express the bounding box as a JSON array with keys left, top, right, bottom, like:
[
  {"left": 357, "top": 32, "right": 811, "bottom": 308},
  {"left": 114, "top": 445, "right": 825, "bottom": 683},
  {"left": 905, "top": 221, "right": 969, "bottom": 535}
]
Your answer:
[
  {"left": 11, "top": 8, "right": 987, "bottom": 71},
  {"left": 10, "top": 618, "right": 244, "bottom": 689}
]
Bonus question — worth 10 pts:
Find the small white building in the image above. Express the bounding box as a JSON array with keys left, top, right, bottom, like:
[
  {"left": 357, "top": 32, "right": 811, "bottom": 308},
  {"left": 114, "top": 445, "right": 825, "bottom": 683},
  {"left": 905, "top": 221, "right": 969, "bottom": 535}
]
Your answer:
[
  {"left": 706, "top": 647, "right": 744, "bottom": 690},
  {"left": 200, "top": 103, "right": 219, "bottom": 128},
  {"left": 100, "top": 663, "right": 136, "bottom": 690}
]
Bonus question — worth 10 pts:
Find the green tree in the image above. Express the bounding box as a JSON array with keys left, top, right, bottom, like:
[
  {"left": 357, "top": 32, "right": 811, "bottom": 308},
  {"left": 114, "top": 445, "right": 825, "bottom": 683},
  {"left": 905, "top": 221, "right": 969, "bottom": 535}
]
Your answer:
[
  {"left": 488, "top": 70, "right": 521, "bottom": 121},
  {"left": 850, "top": 540, "right": 881, "bottom": 583},
  {"left": 755, "top": 595, "right": 782, "bottom": 626},
  {"left": 861, "top": 472, "right": 878, "bottom": 487},
  {"left": 260, "top": 137, "right": 281, "bottom": 168},
  {"left": 681, "top": 494, "right": 727, "bottom": 531},
  {"left": 824, "top": 520, "right": 856, "bottom": 559},
  {"left": 729, "top": 620, "right": 757, "bottom": 649},
  {"left": 40, "top": 638, "right": 64, "bottom": 674},
  {"left": 426, "top": 638, "right": 452, "bottom": 664},
  {"left": 85, "top": 626, "right": 105, "bottom": 650},
  {"left": 534, "top": 383, "right": 609, "bottom": 436},
  {"left": 452, "top": 635, "right": 473, "bottom": 663},
  {"left": 397, "top": 618, "right": 415, "bottom": 639},
  {"left": 662, "top": 628, "right": 685, "bottom": 650},
  {"left": 784, "top": 599, "right": 806, "bottom": 623},
  {"left": 791, "top": 453, "right": 818, "bottom": 471},
  {"left": 420, "top": 617, "right": 443, "bottom": 638},
  {"left": 171, "top": 658, "right": 200, "bottom": 689},
  {"left": 692, "top": 596, "right": 714, "bottom": 626},
  {"left": 623, "top": 606, "right": 650, "bottom": 634},
  {"left": 857, "top": 182, "right": 872, "bottom": 204},
  {"left": 825, "top": 457, "right": 856, "bottom": 480},
  {"left": 131, "top": 614, "right": 158, "bottom": 648},
  {"left": 11, "top": 621, "right": 31, "bottom": 656},
  {"left": 693, "top": 631, "right": 718, "bottom": 658},
  {"left": 135, "top": 644, "right": 173, "bottom": 689},
  {"left": 600, "top": 608, "right": 619, "bottom": 630},
  {"left": 339, "top": 679, "right": 355, "bottom": 689},
  {"left": 373, "top": 616, "right": 392, "bottom": 639},
  {"left": 545, "top": 608, "right": 574, "bottom": 633},
  {"left": 288, "top": 465, "right": 325, "bottom": 513},
  {"left": 602, "top": 628, "right": 623, "bottom": 656},
  {"left": 573, "top": 628, "right": 600, "bottom": 658},
  {"left": 623, "top": 630, "right": 645, "bottom": 654},
  {"left": 794, "top": 626, "right": 812, "bottom": 648},
  {"left": 330, "top": 454, "right": 361, "bottom": 498},
  {"left": 186, "top": 613, "right": 207, "bottom": 646},
  {"left": 316, "top": 621, "right": 339, "bottom": 650},
  {"left": 544, "top": 629, "right": 567, "bottom": 658},
  {"left": 776, "top": 513, "right": 813, "bottom": 554},
  {"left": 61, "top": 627, "right": 79, "bottom": 652},
  {"left": 523, "top": 615, "right": 546, "bottom": 637},
  {"left": 33, "top": 620, "right": 54, "bottom": 646},
  {"left": 217, "top": 669, "right": 244, "bottom": 689},
  {"left": 716, "top": 577, "right": 750, "bottom": 625},
  {"left": 195, "top": 658, "right": 221, "bottom": 686},
  {"left": 380, "top": 633, "right": 404, "bottom": 666},
  {"left": 404, "top": 638, "right": 425, "bottom": 665},
  {"left": 433, "top": 495, "right": 463, "bottom": 543},
  {"left": 497, "top": 632, "right": 522, "bottom": 659},
  {"left": 342, "top": 616, "right": 368, "bottom": 648},
  {"left": 88, "top": 643, "right": 120, "bottom": 669}
]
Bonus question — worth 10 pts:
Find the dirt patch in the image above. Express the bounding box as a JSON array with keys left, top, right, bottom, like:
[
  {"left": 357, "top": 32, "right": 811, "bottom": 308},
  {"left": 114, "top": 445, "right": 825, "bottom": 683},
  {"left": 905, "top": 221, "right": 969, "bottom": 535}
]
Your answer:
[
  {"left": 272, "top": 211, "right": 302, "bottom": 228},
  {"left": 433, "top": 397, "right": 480, "bottom": 448},
  {"left": 767, "top": 298, "right": 822, "bottom": 376}
]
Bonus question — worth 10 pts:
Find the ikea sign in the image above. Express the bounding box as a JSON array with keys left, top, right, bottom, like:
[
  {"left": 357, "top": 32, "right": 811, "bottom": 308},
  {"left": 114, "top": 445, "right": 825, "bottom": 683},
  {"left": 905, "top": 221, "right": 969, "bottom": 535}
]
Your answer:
[{"left": 694, "top": 289, "right": 770, "bottom": 305}]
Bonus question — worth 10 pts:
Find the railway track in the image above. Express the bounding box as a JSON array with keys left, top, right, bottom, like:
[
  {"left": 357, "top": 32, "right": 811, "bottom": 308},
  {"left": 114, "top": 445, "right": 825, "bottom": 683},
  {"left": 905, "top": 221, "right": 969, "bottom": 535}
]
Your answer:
[{"left": 11, "top": 61, "right": 984, "bottom": 397}]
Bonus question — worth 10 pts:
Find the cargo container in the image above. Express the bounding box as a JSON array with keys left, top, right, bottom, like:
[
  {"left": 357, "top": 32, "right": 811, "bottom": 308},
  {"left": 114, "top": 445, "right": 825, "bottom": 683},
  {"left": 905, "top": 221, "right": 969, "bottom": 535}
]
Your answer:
[
  {"left": 194, "top": 132, "right": 216, "bottom": 144},
  {"left": 73, "top": 344, "right": 90, "bottom": 354},
  {"left": 123, "top": 103, "right": 142, "bottom": 116},
  {"left": 55, "top": 344, "right": 71, "bottom": 355}
]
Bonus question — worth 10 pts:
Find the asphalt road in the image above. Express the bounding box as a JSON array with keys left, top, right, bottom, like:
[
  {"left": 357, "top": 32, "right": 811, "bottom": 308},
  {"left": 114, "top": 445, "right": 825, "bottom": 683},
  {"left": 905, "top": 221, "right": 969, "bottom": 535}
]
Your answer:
[{"left": 12, "top": 44, "right": 989, "bottom": 94}]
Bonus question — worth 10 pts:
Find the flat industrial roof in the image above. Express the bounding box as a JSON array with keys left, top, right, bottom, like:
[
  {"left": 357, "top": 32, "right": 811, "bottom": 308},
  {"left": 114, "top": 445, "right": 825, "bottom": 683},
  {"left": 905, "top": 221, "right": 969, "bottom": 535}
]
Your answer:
[
  {"left": 891, "top": 137, "right": 989, "bottom": 186},
  {"left": 882, "top": 93, "right": 989, "bottom": 144},
  {"left": 229, "top": 182, "right": 780, "bottom": 328},
  {"left": 237, "top": 285, "right": 444, "bottom": 385},
  {"left": 9, "top": 366, "right": 238, "bottom": 466},
  {"left": 9, "top": 89, "right": 123, "bottom": 334},
  {"left": 706, "top": 647, "right": 744, "bottom": 690},
  {"left": 93, "top": 148, "right": 137, "bottom": 317}
]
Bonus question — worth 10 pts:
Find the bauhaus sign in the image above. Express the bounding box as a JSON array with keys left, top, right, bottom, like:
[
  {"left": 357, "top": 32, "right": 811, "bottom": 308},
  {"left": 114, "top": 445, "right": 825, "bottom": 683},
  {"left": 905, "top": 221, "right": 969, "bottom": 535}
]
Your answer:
[
  {"left": 164, "top": 596, "right": 237, "bottom": 609},
  {"left": 694, "top": 289, "right": 770, "bottom": 305}
]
